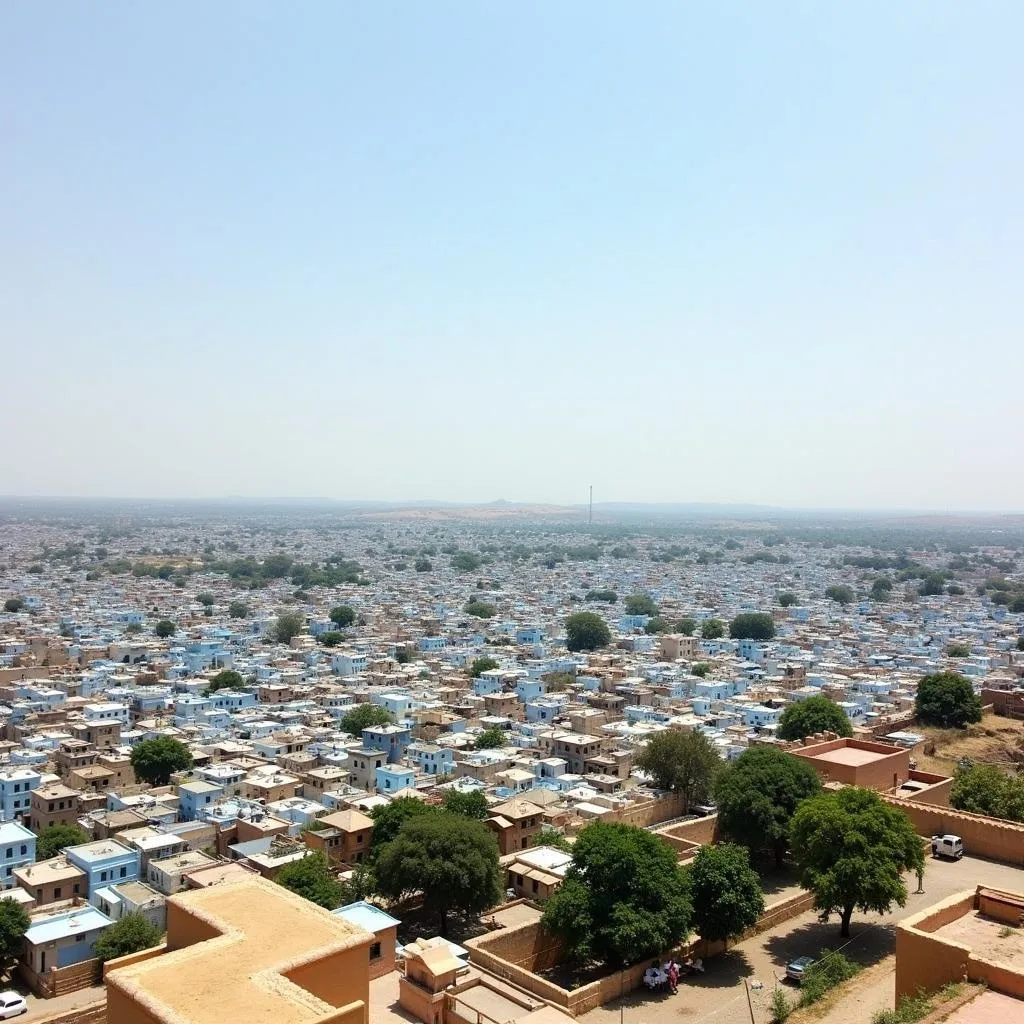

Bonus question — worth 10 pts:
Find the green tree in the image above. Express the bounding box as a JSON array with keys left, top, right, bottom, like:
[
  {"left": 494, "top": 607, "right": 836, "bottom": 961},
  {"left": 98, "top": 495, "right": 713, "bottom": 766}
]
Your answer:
[
  {"left": 469, "top": 656, "right": 499, "bottom": 677},
  {"left": 37, "top": 823, "right": 89, "bottom": 860},
  {"left": 92, "top": 913, "right": 163, "bottom": 963},
  {"left": 340, "top": 703, "right": 394, "bottom": 737},
  {"left": 375, "top": 812, "right": 502, "bottom": 936},
  {"left": 644, "top": 616, "right": 671, "bottom": 635},
  {"left": 370, "top": 796, "right": 437, "bottom": 849},
  {"left": 272, "top": 612, "right": 305, "bottom": 643},
  {"left": 950, "top": 763, "right": 1024, "bottom": 822},
  {"left": 130, "top": 736, "right": 193, "bottom": 786},
  {"left": 676, "top": 617, "right": 697, "bottom": 635},
  {"left": 452, "top": 551, "right": 482, "bottom": 571},
  {"left": 635, "top": 730, "right": 720, "bottom": 811},
  {"left": 320, "top": 631, "right": 343, "bottom": 647},
  {"left": 463, "top": 601, "right": 497, "bottom": 619},
  {"left": 565, "top": 611, "right": 611, "bottom": 652},
  {"left": 729, "top": 612, "right": 776, "bottom": 640},
  {"left": 625, "top": 592, "right": 659, "bottom": 616},
  {"left": 3, "top": 598, "right": 25, "bottom": 613},
  {"left": 691, "top": 662, "right": 710, "bottom": 678},
  {"left": 395, "top": 646, "right": 413, "bottom": 664},
  {"left": 825, "top": 585, "right": 855, "bottom": 606},
  {"left": 790, "top": 787, "right": 925, "bottom": 937},
  {"left": 915, "top": 671, "right": 982, "bottom": 728},
  {"left": 778, "top": 592, "right": 797, "bottom": 608},
  {"left": 443, "top": 789, "right": 490, "bottom": 819},
  {"left": 715, "top": 746, "right": 821, "bottom": 867},
  {"left": 207, "top": 669, "right": 245, "bottom": 692},
  {"left": 196, "top": 592, "right": 215, "bottom": 607},
  {"left": 228, "top": 600, "right": 249, "bottom": 618},
  {"left": 0, "top": 900, "right": 30, "bottom": 970},
  {"left": 700, "top": 618, "right": 725, "bottom": 640},
  {"left": 329, "top": 605, "right": 356, "bottom": 628},
  {"left": 585, "top": 589, "right": 617, "bottom": 604},
  {"left": 415, "top": 558, "right": 432, "bottom": 572},
  {"left": 945, "top": 642, "right": 970, "bottom": 658},
  {"left": 777, "top": 695, "right": 853, "bottom": 741},
  {"left": 154, "top": 619, "right": 176, "bottom": 638},
  {"left": 276, "top": 851, "right": 343, "bottom": 909},
  {"left": 870, "top": 578, "right": 893, "bottom": 602},
  {"left": 475, "top": 726, "right": 506, "bottom": 750},
  {"left": 125, "top": 622, "right": 143, "bottom": 635},
  {"left": 1018, "top": 637, "right": 1024, "bottom": 652},
  {"left": 689, "top": 843, "right": 765, "bottom": 952},
  {"left": 918, "top": 572, "right": 947, "bottom": 597},
  {"left": 542, "top": 822, "right": 691, "bottom": 967}
]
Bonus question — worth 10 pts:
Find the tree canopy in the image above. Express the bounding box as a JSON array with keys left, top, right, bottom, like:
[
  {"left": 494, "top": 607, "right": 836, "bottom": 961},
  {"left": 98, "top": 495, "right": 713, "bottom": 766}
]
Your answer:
[
  {"left": 271, "top": 612, "right": 305, "bottom": 644},
  {"left": 207, "top": 669, "right": 245, "bottom": 692},
  {"left": 915, "top": 671, "right": 982, "bottom": 728},
  {"left": 130, "top": 736, "right": 193, "bottom": 786},
  {"left": 154, "top": 619, "right": 176, "bottom": 638},
  {"left": 452, "top": 551, "right": 483, "bottom": 571},
  {"left": 340, "top": 703, "right": 394, "bottom": 737},
  {"left": 228, "top": 600, "right": 249, "bottom": 618},
  {"left": 3, "top": 598, "right": 25, "bottom": 613},
  {"left": 565, "top": 611, "right": 611, "bottom": 652},
  {"left": 700, "top": 618, "right": 725, "bottom": 640},
  {"left": 728, "top": 612, "right": 776, "bottom": 640},
  {"left": 370, "top": 796, "right": 437, "bottom": 849},
  {"left": 37, "top": 823, "right": 89, "bottom": 860},
  {"left": 689, "top": 843, "right": 765, "bottom": 949},
  {"left": 644, "top": 616, "right": 671, "bottom": 635},
  {"left": 276, "top": 851, "right": 343, "bottom": 909},
  {"left": 624, "top": 593, "right": 659, "bottom": 617},
  {"left": 635, "top": 730, "right": 720, "bottom": 811},
  {"left": 870, "top": 578, "right": 893, "bottom": 602},
  {"left": 825, "top": 585, "right": 855, "bottom": 606},
  {"left": 585, "top": 589, "right": 617, "bottom": 604},
  {"left": 474, "top": 726, "right": 507, "bottom": 750},
  {"left": 463, "top": 600, "right": 497, "bottom": 619},
  {"left": 542, "top": 822, "right": 692, "bottom": 967},
  {"left": 0, "top": 900, "right": 30, "bottom": 969},
  {"left": 320, "top": 631, "right": 344, "bottom": 647},
  {"left": 329, "top": 605, "right": 356, "bottom": 628},
  {"left": 777, "top": 695, "right": 853, "bottom": 741},
  {"left": 676, "top": 617, "right": 697, "bottom": 635},
  {"left": 950, "top": 763, "right": 1024, "bottom": 822},
  {"left": 777, "top": 592, "right": 797, "bottom": 608},
  {"left": 442, "top": 789, "right": 490, "bottom": 820},
  {"left": 715, "top": 746, "right": 821, "bottom": 866},
  {"left": 469, "top": 656, "right": 499, "bottom": 677},
  {"left": 790, "top": 787, "right": 925, "bottom": 936},
  {"left": 92, "top": 913, "right": 163, "bottom": 963},
  {"left": 375, "top": 812, "right": 502, "bottom": 936}
]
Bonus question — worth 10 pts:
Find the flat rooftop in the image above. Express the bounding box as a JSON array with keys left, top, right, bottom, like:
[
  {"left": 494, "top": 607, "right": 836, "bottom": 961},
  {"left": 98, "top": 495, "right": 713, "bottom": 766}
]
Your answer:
[
  {"left": 944, "top": 990, "right": 1024, "bottom": 1024},
  {"left": 107, "top": 877, "right": 371, "bottom": 1024},
  {"left": 808, "top": 746, "right": 889, "bottom": 767},
  {"left": 936, "top": 911, "right": 1024, "bottom": 964}
]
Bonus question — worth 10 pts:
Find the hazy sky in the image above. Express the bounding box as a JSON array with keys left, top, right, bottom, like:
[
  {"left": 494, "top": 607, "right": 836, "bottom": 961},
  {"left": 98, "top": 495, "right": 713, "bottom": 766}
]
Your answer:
[{"left": 3, "top": 3, "right": 1022, "bottom": 510}]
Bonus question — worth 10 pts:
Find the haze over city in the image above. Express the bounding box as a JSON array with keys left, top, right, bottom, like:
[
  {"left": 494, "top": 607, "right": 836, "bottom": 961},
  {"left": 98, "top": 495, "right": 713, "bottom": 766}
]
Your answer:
[{"left": 3, "top": 2, "right": 1022, "bottom": 508}]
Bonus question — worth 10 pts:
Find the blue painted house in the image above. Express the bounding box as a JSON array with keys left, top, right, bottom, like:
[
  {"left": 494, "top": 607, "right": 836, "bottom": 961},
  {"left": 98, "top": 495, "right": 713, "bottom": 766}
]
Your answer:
[
  {"left": 0, "top": 821, "right": 35, "bottom": 889},
  {"left": 361, "top": 724, "right": 412, "bottom": 764},
  {"left": 375, "top": 764, "right": 416, "bottom": 794},
  {"left": 0, "top": 768, "right": 40, "bottom": 822},
  {"left": 24, "top": 907, "right": 113, "bottom": 971},
  {"left": 65, "top": 839, "right": 140, "bottom": 903}
]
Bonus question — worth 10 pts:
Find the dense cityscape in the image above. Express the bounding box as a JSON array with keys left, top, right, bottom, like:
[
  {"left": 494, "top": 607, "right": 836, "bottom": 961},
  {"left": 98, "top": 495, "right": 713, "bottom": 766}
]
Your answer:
[{"left": 0, "top": 500, "right": 1022, "bottom": 1024}]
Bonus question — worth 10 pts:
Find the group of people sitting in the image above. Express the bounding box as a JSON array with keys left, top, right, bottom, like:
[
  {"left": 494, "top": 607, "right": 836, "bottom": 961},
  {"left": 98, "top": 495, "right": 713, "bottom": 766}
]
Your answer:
[{"left": 642, "top": 957, "right": 702, "bottom": 993}]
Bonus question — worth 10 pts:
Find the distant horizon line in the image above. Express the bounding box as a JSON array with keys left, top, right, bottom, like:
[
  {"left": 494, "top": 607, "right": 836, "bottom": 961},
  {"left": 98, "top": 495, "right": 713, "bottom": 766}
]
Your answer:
[{"left": 0, "top": 494, "right": 1022, "bottom": 517}]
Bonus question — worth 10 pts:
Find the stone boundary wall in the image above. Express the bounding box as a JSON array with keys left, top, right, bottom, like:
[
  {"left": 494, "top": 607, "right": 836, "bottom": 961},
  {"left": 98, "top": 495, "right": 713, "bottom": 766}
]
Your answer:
[
  {"left": 884, "top": 797, "right": 1024, "bottom": 866},
  {"left": 466, "top": 887, "right": 816, "bottom": 1016}
]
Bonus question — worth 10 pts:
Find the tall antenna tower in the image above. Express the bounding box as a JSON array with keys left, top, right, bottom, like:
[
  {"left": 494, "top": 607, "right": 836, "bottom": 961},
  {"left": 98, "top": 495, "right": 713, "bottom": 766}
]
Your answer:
[{"left": 589, "top": 485, "right": 593, "bottom": 525}]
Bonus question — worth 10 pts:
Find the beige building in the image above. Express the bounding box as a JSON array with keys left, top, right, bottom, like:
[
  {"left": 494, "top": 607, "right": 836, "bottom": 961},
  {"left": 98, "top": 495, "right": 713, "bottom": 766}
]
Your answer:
[
  {"left": 28, "top": 784, "right": 81, "bottom": 834},
  {"left": 105, "top": 875, "right": 373, "bottom": 1024},
  {"left": 14, "top": 857, "right": 87, "bottom": 906}
]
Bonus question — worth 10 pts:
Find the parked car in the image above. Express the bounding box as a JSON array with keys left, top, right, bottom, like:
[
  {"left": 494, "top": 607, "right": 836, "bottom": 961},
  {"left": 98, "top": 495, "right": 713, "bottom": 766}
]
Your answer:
[
  {"left": 0, "top": 991, "right": 26, "bottom": 1018},
  {"left": 785, "top": 955, "right": 815, "bottom": 983},
  {"left": 931, "top": 834, "right": 964, "bottom": 860},
  {"left": 691, "top": 804, "right": 717, "bottom": 817}
]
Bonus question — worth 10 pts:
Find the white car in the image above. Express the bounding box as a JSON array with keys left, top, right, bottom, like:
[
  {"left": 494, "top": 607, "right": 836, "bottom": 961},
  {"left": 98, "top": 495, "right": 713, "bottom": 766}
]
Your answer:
[
  {"left": 0, "top": 991, "right": 26, "bottom": 1018},
  {"left": 931, "top": 834, "right": 964, "bottom": 860}
]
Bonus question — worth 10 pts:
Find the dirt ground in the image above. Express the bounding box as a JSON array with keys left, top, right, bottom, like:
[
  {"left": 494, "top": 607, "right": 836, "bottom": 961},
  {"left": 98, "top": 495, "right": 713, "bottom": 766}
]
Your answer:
[{"left": 915, "top": 715, "right": 1024, "bottom": 775}]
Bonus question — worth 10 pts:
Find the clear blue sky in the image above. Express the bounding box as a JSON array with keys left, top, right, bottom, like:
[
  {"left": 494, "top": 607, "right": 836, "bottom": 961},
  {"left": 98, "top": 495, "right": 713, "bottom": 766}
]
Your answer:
[{"left": 3, "top": 2, "right": 1022, "bottom": 510}]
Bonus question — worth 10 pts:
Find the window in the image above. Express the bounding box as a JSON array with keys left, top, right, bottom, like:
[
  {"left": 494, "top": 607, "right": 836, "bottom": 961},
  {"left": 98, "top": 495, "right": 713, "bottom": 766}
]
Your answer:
[
  {"left": 120, "top": 866, "right": 127, "bottom": 878},
  {"left": 19, "top": 846, "right": 25, "bottom": 856},
  {"left": 4, "top": 849, "right": 10, "bottom": 859},
  {"left": 369, "top": 942, "right": 381, "bottom": 961},
  {"left": 74, "top": 883, "right": 80, "bottom": 894},
  {"left": 54, "top": 887, "right": 62, "bottom": 899},
  {"left": 100, "top": 871, "right": 107, "bottom": 882},
  {"left": 74, "top": 933, "right": 85, "bottom": 942}
]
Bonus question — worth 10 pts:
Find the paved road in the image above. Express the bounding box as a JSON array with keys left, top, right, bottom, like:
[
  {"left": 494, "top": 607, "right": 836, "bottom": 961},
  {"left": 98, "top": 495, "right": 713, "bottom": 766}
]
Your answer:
[
  {"left": 583, "top": 854, "right": 1024, "bottom": 1024},
  {"left": 22, "top": 984, "right": 105, "bottom": 1021}
]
